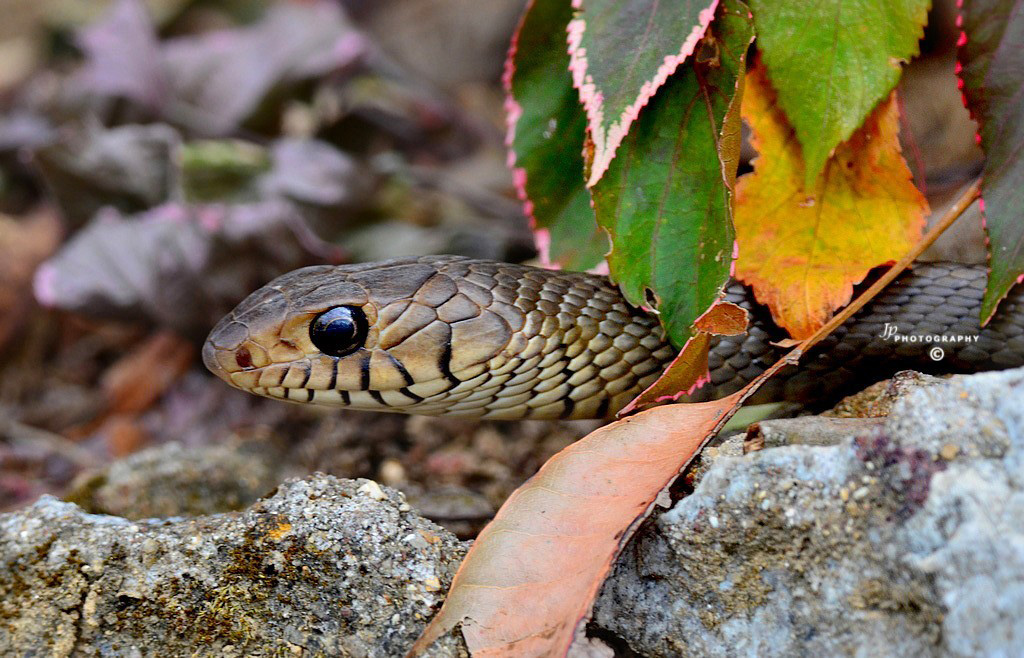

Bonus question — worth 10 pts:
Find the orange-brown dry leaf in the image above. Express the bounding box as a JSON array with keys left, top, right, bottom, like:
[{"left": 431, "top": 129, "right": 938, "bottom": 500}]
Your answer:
[
  {"left": 64, "top": 331, "right": 194, "bottom": 442},
  {"left": 101, "top": 330, "right": 194, "bottom": 415},
  {"left": 102, "top": 415, "right": 150, "bottom": 457},
  {"left": 0, "top": 208, "right": 62, "bottom": 351},
  {"left": 618, "top": 300, "right": 749, "bottom": 416},
  {"left": 694, "top": 299, "right": 749, "bottom": 334},
  {"left": 409, "top": 391, "right": 742, "bottom": 657},
  {"left": 734, "top": 60, "right": 927, "bottom": 339}
]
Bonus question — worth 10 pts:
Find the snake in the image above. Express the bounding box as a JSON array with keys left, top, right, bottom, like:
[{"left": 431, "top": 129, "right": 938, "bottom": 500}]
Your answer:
[{"left": 202, "top": 255, "right": 1024, "bottom": 420}]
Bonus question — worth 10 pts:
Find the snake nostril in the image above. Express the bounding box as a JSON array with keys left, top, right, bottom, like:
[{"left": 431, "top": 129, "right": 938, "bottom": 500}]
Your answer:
[{"left": 236, "top": 346, "right": 253, "bottom": 368}]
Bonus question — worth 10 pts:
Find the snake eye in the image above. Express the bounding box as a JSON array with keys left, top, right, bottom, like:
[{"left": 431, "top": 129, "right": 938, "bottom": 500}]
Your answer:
[{"left": 310, "top": 306, "right": 368, "bottom": 357}]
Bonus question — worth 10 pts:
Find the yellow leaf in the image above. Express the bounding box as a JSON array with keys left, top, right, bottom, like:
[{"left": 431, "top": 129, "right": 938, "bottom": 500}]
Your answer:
[{"left": 734, "top": 59, "right": 927, "bottom": 339}]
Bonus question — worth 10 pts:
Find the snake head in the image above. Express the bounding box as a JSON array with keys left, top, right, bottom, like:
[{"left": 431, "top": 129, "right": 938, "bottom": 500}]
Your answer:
[{"left": 202, "top": 256, "right": 522, "bottom": 414}]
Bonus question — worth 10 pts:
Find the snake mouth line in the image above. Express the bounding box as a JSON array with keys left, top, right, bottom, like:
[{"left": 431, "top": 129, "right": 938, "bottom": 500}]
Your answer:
[
  {"left": 222, "top": 354, "right": 461, "bottom": 411},
  {"left": 250, "top": 383, "right": 504, "bottom": 417},
  {"left": 250, "top": 382, "right": 434, "bottom": 406}
]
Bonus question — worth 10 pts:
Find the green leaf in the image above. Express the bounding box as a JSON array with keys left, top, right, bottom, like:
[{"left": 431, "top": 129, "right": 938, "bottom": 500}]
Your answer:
[
  {"left": 181, "top": 139, "right": 270, "bottom": 202},
  {"left": 749, "top": 0, "right": 929, "bottom": 187},
  {"left": 959, "top": 0, "right": 1024, "bottom": 324},
  {"left": 567, "top": 0, "right": 718, "bottom": 186},
  {"left": 592, "top": 0, "right": 753, "bottom": 348},
  {"left": 505, "top": 0, "right": 606, "bottom": 270}
]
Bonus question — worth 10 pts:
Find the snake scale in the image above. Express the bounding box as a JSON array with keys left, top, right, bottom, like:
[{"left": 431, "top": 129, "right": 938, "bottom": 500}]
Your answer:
[{"left": 203, "top": 256, "right": 1024, "bottom": 420}]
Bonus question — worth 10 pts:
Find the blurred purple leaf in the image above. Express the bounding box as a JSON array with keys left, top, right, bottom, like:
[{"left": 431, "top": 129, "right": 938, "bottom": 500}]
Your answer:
[
  {"left": 75, "top": 0, "right": 168, "bottom": 110},
  {"left": 33, "top": 122, "right": 180, "bottom": 228},
  {"left": 72, "top": 0, "right": 368, "bottom": 136},
  {"left": 161, "top": 2, "right": 368, "bottom": 135},
  {"left": 33, "top": 201, "right": 345, "bottom": 336},
  {"left": 0, "top": 112, "right": 55, "bottom": 151},
  {"left": 258, "top": 138, "right": 371, "bottom": 208},
  {"left": 176, "top": 137, "right": 371, "bottom": 208}
]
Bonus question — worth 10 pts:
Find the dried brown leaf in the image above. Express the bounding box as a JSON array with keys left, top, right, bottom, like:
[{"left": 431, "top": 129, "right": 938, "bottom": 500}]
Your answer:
[
  {"left": 101, "top": 330, "right": 194, "bottom": 416},
  {"left": 0, "top": 208, "right": 62, "bottom": 353},
  {"left": 618, "top": 301, "right": 749, "bottom": 416},
  {"left": 409, "top": 392, "right": 742, "bottom": 656}
]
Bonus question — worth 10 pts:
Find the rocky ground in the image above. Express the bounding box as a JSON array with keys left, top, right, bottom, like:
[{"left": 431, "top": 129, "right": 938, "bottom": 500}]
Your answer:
[{"left": 2, "top": 366, "right": 1022, "bottom": 656}]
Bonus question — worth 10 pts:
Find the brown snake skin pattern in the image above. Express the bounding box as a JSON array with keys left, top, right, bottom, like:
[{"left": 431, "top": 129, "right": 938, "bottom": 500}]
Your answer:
[{"left": 203, "top": 255, "right": 1024, "bottom": 419}]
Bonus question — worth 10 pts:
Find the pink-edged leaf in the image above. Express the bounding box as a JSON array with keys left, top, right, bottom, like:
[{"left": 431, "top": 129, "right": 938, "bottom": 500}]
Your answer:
[
  {"left": 591, "top": 0, "right": 753, "bottom": 348},
  {"left": 694, "top": 300, "right": 748, "bottom": 333},
  {"left": 568, "top": 0, "right": 718, "bottom": 186},
  {"left": 505, "top": 0, "right": 606, "bottom": 270},
  {"left": 958, "top": 0, "right": 1024, "bottom": 323},
  {"left": 618, "top": 300, "right": 748, "bottom": 416},
  {"left": 408, "top": 391, "right": 743, "bottom": 657}
]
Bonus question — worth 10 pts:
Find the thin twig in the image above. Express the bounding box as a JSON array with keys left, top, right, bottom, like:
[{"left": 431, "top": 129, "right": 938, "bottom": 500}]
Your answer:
[{"left": 707, "top": 176, "right": 982, "bottom": 437}]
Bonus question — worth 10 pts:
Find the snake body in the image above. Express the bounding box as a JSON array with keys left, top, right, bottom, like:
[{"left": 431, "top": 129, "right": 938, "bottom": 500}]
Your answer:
[{"left": 203, "top": 256, "right": 1024, "bottom": 419}]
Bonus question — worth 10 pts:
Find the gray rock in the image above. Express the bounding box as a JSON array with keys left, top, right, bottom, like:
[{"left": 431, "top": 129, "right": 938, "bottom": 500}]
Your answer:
[
  {"left": 747, "top": 416, "right": 884, "bottom": 449},
  {"left": 825, "top": 370, "right": 949, "bottom": 418},
  {"left": 6, "top": 367, "right": 1023, "bottom": 656},
  {"left": 0, "top": 475, "right": 467, "bottom": 657},
  {"left": 593, "top": 367, "right": 1024, "bottom": 657},
  {"left": 65, "top": 441, "right": 283, "bottom": 520}
]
